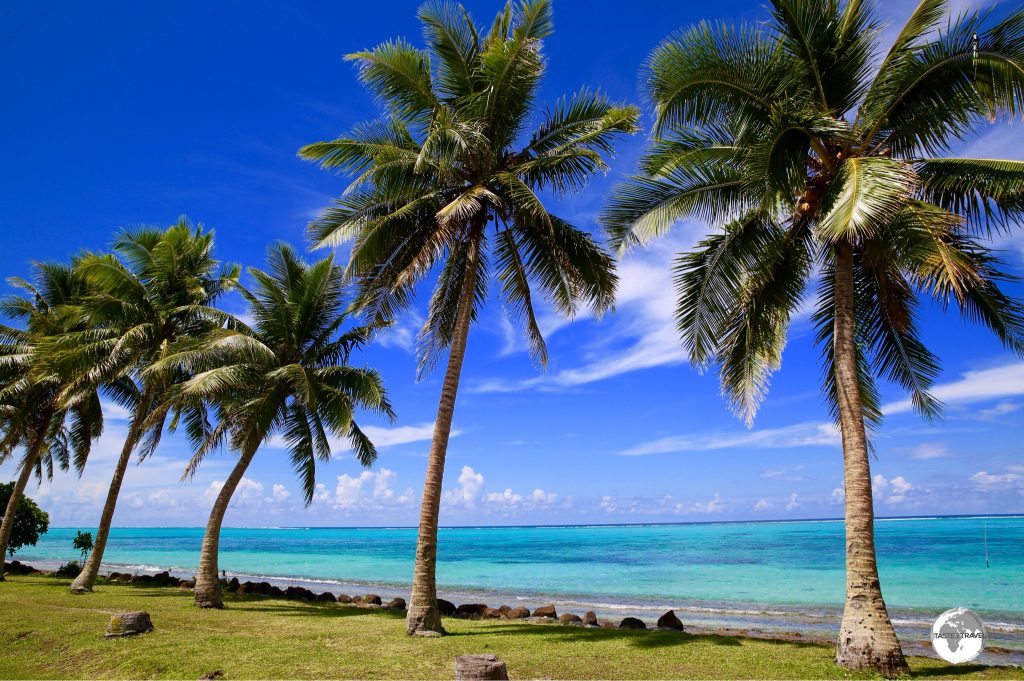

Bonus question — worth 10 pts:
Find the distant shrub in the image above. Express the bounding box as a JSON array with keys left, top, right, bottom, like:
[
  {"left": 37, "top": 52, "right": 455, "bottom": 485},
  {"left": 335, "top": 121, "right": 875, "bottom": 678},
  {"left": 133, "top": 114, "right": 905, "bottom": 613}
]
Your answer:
[
  {"left": 0, "top": 481, "right": 50, "bottom": 556},
  {"left": 55, "top": 561, "right": 82, "bottom": 578}
]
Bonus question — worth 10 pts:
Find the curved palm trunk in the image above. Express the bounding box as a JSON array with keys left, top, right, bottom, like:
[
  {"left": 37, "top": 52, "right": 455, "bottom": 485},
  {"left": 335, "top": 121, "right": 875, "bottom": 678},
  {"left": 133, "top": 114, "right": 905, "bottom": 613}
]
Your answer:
[
  {"left": 833, "top": 243, "right": 909, "bottom": 676},
  {"left": 406, "top": 237, "right": 481, "bottom": 636},
  {"left": 70, "top": 392, "right": 150, "bottom": 594},
  {"left": 193, "top": 446, "right": 257, "bottom": 608},
  {"left": 0, "top": 409, "right": 54, "bottom": 578}
]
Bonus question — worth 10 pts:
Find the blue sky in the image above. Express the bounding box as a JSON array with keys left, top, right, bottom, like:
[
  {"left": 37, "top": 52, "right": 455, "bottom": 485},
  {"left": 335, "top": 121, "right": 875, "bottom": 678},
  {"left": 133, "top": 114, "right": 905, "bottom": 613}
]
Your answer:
[{"left": 2, "top": 0, "right": 1023, "bottom": 528}]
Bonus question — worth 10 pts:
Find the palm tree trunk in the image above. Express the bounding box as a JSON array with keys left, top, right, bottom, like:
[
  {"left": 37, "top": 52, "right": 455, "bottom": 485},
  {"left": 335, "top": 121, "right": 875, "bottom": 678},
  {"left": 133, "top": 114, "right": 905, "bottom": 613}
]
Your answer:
[
  {"left": 70, "top": 391, "right": 151, "bottom": 594},
  {"left": 406, "top": 235, "right": 481, "bottom": 636},
  {"left": 193, "top": 446, "right": 258, "bottom": 608},
  {"left": 832, "top": 242, "right": 909, "bottom": 676},
  {"left": 0, "top": 409, "right": 54, "bottom": 579}
]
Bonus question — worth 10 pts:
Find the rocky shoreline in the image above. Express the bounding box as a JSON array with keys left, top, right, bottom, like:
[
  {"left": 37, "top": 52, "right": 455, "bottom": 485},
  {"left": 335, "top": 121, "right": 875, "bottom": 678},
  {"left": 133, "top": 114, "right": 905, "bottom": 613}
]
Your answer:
[{"left": 6, "top": 560, "right": 1020, "bottom": 666}]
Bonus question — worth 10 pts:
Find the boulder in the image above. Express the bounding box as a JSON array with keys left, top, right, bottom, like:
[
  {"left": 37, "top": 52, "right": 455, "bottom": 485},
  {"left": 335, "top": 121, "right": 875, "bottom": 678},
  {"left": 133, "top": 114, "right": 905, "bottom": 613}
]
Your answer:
[
  {"left": 179, "top": 579, "right": 195, "bottom": 589},
  {"left": 456, "top": 603, "right": 489, "bottom": 619},
  {"left": 437, "top": 598, "right": 457, "bottom": 616},
  {"left": 484, "top": 607, "right": 502, "bottom": 619},
  {"left": 532, "top": 605, "right": 557, "bottom": 619},
  {"left": 505, "top": 606, "right": 530, "bottom": 619},
  {"left": 105, "top": 611, "right": 154, "bottom": 638},
  {"left": 198, "top": 671, "right": 224, "bottom": 680},
  {"left": 583, "top": 611, "right": 598, "bottom": 626},
  {"left": 559, "top": 613, "right": 583, "bottom": 624},
  {"left": 497, "top": 605, "right": 511, "bottom": 618},
  {"left": 285, "top": 586, "right": 315, "bottom": 601},
  {"left": 362, "top": 593, "right": 382, "bottom": 605},
  {"left": 236, "top": 581, "right": 254, "bottom": 595},
  {"left": 657, "top": 609, "right": 684, "bottom": 631},
  {"left": 152, "top": 571, "right": 173, "bottom": 586},
  {"left": 3, "top": 561, "right": 39, "bottom": 575},
  {"left": 336, "top": 594, "right": 353, "bottom": 604},
  {"left": 316, "top": 592, "right": 337, "bottom": 603},
  {"left": 107, "top": 572, "right": 123, "bottom": 582},
  {"left": 600, "top": 621, "right": 616, "bottom": 629},
  {"left": 385, "top": 597, "right": 406, "bottom": 610},
  {"left": 226, "top": 577, "right": 240, "bottom": 593},
  {"left": 267, "top": 585, "right": 285, "bottom": 598},
  {"left": 455, "top": 654, "right": 509, "bottom": 681},
  {"left": 618, "top": 617, "right": 646, "bottom": 630}
]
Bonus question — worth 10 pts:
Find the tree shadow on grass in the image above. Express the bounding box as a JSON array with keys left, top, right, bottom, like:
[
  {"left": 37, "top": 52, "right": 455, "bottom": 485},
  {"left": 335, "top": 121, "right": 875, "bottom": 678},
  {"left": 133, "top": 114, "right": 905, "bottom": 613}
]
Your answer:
[
  {"left": 239, "top": 600, "right": 408, "bottom": 621},
  {"left": 911, "top": 664, "right": 992, "bottom": 678}
]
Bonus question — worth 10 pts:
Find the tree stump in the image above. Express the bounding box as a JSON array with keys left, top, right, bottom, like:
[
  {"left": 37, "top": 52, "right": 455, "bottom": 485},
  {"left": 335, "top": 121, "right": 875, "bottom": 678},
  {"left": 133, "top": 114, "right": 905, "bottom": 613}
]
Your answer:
[
  {"left": 105, "top": 611, "right": 153, "bottom": 637},
  {"left": 455, "top": 654, "right": 508, "bottom": 680}
]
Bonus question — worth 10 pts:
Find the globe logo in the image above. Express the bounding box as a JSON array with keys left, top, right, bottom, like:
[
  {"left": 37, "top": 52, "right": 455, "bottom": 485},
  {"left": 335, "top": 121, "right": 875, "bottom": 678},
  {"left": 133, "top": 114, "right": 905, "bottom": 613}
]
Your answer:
[{"left": 931, "top": 608, "right": 986, "bottom": 663}]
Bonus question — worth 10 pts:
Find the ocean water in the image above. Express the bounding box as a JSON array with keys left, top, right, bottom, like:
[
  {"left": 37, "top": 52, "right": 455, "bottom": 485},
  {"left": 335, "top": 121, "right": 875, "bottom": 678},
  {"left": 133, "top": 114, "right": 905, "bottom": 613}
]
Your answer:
[{"left": 16, "top": 516, "right": 1024, "bottom": 662}]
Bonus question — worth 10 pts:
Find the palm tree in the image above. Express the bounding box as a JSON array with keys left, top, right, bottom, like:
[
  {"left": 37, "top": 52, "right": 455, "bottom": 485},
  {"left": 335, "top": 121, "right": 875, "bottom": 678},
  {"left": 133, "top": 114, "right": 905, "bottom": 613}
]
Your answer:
[
  {"left": 40, "top": 219, "right": 238, "bottom": 593},
  {"left": 300, "top": 0, "right": 638, "bottom": 635},
  {"left": 0, "top": 261, "right": 107, "bottom": 573},
  {"left": 601, "top": 0, "right": 1024, "bottom": 674},
  {"left": 145, "top": 244, "right": 394, "bottom": 608}
]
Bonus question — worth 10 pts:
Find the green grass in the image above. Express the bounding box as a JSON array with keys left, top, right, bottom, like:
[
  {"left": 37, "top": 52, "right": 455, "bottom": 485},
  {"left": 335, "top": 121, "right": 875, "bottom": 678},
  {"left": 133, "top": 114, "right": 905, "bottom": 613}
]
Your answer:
[{"left": 0, "top": 574, "right": 1017, "bottom": 680}]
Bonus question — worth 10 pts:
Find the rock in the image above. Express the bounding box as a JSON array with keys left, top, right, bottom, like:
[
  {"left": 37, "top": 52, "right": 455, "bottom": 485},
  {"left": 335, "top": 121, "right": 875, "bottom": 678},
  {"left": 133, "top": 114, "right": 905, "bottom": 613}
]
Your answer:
[
  {"left": 437, "top": 598, "right": 457, "bottom": 616},
  {"left": 385, "top": 597, "right": 406, "bottom": 610},
  {"left": 267, "top": 585, "right": 285, "bottom": 598},
  {"left": 362, "top": 593, "right": 382, "bottom": 605},
  {"left": 559, "top": 613, "right": 583, "bottom": 624},
  {"left": 497, "top": 605, "right": 511, "bottom": 617},
  {"left": 226, "top": 577, "right": 240, "bottom": 593},
  {"left": 415, "top": 629, "right": 443, "bottom": 638},
  {"left": 179, "top": 579, "right": 195, "bottom": 589},
  {"left": 600, "top": 621, "right": 616, "bottom": 629},
  {"left": 657, "top": 609, "right": 684, "bottom": 631},
  {"left": 532, "top": 605, "right": 557, "bottom": 619},
  {"left": 505, "top": 606, "right": 530, "bottom": 619},
  {"left": 583, "top": 611, "right": 598, "bottom": 626},
  {"left": 198, "top": 671, "right": 224, "bottom": 680},
  {"left": 236, "top": 581, "right": 254, "bottom": 595},
  {"left": 153, "top": 571, "right": 173, "bottom": 585},
  {"left": 3, "top": 561, "right": 39, "bottom": 575},
  {"left": 285, "top": 586, "right": 315, "bottom": 601},
  {"left": 105, "top": 611, "right": 154, "bottom": 638},
  {"left": 316, "top": 592, "right": 337, "bottom": 603},
  {"left": 455, "top": 653, "right": 509, "bottom": 680},
  {"left": 107, "top": 572, "right": 123, "bottom": 582},
  {"left": 484, "top": 607, "right": 502, "bottom": 619},
  {"left": 456, "top": 603, "right": 489, "bottom": 619},
  {"left": 618, "top": 617, "right": 646, "bottom": 630},
  {"left": 336, "top": 594, "right": 353, "bottom": 604}
]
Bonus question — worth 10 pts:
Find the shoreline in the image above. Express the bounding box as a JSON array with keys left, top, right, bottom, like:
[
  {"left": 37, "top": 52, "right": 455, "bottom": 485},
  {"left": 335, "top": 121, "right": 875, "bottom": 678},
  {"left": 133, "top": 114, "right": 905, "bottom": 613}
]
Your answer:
[{"left": 12, "top": 559, "right": 1022, "bottom": 668}]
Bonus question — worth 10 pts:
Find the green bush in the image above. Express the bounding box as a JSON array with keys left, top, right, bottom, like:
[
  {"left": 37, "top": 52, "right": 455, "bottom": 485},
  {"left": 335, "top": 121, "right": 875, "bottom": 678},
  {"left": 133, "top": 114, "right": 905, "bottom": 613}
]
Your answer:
[{"left": 0, "top": 482, "right": 50, "bottom": 557}]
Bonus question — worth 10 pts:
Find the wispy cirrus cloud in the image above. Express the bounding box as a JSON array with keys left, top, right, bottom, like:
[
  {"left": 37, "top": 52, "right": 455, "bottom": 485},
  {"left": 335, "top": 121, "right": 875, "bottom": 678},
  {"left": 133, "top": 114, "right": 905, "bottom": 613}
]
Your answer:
[
  {"left": 883, "top": 362, "right": 1024, "bottom": 415},
  {"left": 619, "top": 421, "right": 840, "bottom": 456}
]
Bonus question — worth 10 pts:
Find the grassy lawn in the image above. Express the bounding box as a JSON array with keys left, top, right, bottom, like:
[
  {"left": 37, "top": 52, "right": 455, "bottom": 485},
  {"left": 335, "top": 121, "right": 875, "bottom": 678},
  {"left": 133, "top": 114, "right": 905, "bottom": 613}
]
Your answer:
[{"left": 0, "top": 574, "right": 1018, "bottom": 680}]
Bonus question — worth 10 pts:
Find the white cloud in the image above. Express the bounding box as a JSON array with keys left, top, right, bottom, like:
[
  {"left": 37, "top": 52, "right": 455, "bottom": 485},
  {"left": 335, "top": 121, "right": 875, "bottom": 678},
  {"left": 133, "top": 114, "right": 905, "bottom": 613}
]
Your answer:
[
  {"left": 753, "top": 499, "right": 774, "bottom": 511},
  {"left": 599, "top": 495, "right": 616, "bottom": 513},
  {"left": 831, "top": 487, "right": 845, "bottom": 504},
  {"left": 884, "top": 363, "right": 1024, "bottom": 415},
  {"left": 485, "top": 488, "right": 523, "bottom": 506},
  {"left": 785, "top": 493, "right": 801, "bottom": 511},
  {"left": 692, "top": 493, "right": 725, "bottom": 514},
  {"left": 272, "top": 484, "right": 290, "bottom": 502},
  {"left": 977, "top": 401, "right": 1022, "bottom": 420},
  {"left": 970, "top": 470, "right": 1022, "bottom": 491},
  {"left": 909, "top": 443, "right": 951, "bottom": 460},
  {"left": 760, "top": 465, "right": 806, "bottom": 481},
  {"left": 873, "top": 474, "right": 914, "bottom": 504},
  {"left": 265, "top": 421, "right": 453, "bottom": 455},
  {"left": 204, "top": 477, "right": 264, "bottom": 505},
  {"left": 442, "top": 465, "right": 485, "bottom": 507},
  {"left": 331, "top": 468, "right": 414, "bottom": 508},
  {"left": 375, "top": 310, "right": 424, "bottom": 354},
  {"left": 621, "top": 421, "right": 839, "bottom": 456}
]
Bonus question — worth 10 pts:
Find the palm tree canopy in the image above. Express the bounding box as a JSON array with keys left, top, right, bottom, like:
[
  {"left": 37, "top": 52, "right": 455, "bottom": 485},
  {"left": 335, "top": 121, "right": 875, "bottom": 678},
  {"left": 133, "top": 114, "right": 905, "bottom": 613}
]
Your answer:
[
  {"left": 299, "top": 0, "right": 639, "bottom": 373},
  {"left": 146, "top": 244, "right": 395, "bottom": 505},
  {"left": 36, "top": 218, "right": 239, "bottom": 459},
  {"left": 601, "top": 0, "right": 1024, "bottom": 426},
  {"left": 0, "top": 261, "right": 105, "bottom": 481}
]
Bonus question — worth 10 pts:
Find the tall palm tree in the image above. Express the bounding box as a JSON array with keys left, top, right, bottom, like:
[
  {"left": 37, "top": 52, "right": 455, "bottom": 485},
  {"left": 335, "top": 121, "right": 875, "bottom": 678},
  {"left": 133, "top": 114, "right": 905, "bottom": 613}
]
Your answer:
[
  {"left": 146, "top": 244, "right": 394, "bottom": 608},
  {"left": 0, "top": 261, "right": 107, "bottom": 573},
  {"left": 40, "top": 219, "right": 238, "bottom": 593},
  {"left": 601, "top": 0, "right": 1024, "bottom": 674},
  {"left": 300, "top": 0, "right": 638, "bottom": 635}
]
